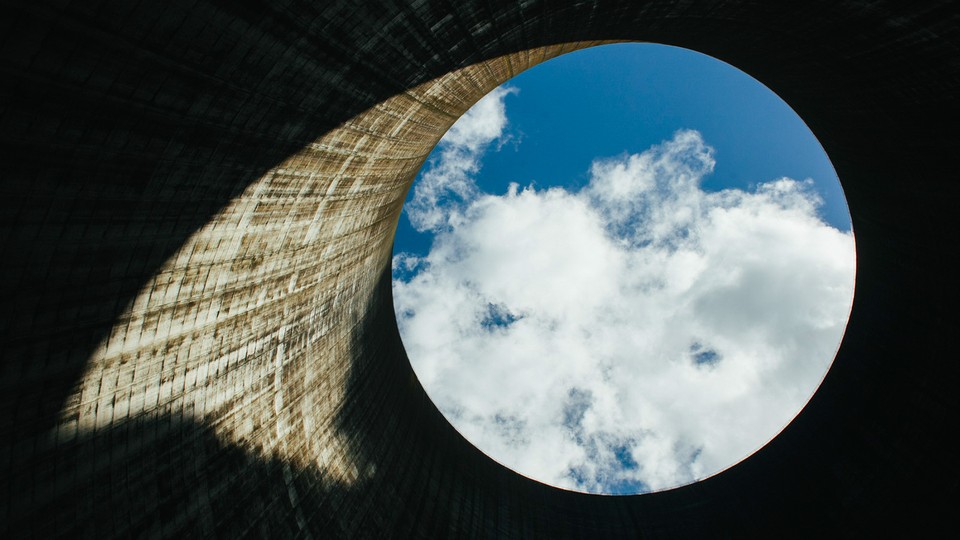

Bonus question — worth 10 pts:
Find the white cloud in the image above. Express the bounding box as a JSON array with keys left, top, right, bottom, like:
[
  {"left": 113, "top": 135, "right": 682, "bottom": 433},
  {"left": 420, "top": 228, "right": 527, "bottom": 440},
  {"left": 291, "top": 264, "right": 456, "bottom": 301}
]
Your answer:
[
  {"left": 393, "top": 95, "right": 856, "bottom": 494},
  {"left": 405, "top": 86, "right": 517, "bottom": 232}
]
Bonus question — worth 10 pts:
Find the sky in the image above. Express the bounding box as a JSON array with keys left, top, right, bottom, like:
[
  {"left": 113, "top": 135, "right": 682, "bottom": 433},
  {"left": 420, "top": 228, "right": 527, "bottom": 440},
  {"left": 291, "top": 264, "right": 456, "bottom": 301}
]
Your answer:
[{"left": 391, "top": 44, "right": 856, "bottom": 495}]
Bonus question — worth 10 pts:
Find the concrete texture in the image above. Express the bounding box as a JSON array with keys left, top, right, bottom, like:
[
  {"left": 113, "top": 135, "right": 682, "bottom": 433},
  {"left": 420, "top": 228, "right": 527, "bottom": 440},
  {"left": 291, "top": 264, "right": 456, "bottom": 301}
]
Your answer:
[{"left": 1, "top": 1, "right": 958, "bottom": 537}]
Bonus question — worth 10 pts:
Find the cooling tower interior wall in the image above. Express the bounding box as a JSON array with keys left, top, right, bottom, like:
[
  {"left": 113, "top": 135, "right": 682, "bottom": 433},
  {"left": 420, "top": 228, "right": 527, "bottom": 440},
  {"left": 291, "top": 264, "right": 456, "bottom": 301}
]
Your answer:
[{"left": 1, "top": 1, "right": 958, "bottom": 537}]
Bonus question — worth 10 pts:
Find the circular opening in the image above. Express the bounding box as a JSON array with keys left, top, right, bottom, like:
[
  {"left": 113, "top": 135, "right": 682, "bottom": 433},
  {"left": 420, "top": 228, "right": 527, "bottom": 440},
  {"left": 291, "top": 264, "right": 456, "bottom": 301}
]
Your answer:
[{"left": 392, "top": 43, "right": 856, "bottom": 495}]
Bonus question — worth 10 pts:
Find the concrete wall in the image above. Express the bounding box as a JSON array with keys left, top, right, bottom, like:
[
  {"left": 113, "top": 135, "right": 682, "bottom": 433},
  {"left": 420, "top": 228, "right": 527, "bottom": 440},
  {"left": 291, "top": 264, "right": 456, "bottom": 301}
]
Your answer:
[{"left": 1, "top": 1, "right": 958, "bottom": 537}]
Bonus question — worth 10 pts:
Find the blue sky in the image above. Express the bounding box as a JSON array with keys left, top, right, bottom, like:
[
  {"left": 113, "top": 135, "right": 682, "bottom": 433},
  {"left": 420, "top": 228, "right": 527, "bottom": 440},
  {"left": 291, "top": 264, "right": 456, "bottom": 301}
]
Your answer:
[
  {"left": 392, "top": 44, "right": 856, "bottom": 495},
  {"left": 395, "top": 43, "right": 850, "bottom": 259}
]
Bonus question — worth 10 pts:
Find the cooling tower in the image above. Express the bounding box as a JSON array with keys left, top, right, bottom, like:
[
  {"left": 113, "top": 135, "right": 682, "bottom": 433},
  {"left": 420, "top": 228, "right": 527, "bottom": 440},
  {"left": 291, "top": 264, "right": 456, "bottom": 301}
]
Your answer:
[{"left": 1, "top": 1, "right": 957, "bottom": 537}]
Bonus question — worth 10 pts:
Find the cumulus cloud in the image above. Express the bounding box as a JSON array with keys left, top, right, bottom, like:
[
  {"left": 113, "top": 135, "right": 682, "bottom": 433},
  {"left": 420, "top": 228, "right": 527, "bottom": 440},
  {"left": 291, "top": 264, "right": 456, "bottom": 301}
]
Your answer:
[{"left": 393, "top": 91, "right": 856, "bottom": 494}]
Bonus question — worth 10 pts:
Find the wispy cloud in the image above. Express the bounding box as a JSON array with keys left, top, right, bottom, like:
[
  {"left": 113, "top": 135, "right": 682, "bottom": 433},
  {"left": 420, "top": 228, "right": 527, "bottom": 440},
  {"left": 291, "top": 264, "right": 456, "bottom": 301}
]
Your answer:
[
  {"left": 406, "top": 86, "right": 517, "bottom": 232},
  {"left": 394, "top": 90, "right": 856, "bottom": 494}
]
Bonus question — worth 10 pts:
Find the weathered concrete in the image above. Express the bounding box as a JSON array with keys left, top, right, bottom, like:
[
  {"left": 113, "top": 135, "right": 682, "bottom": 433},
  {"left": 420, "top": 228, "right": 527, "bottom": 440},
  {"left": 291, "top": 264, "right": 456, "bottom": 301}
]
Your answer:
[{"left": 1, "top": 1, "right": 958, "bottom": 537}]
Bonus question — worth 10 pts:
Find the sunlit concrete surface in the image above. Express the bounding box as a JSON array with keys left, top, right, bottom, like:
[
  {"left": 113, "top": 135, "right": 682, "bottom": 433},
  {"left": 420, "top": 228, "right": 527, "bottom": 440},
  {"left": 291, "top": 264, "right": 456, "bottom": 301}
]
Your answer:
[
  {"left": 1, "top": 1, "right": 958, "bottom": 537},
  {"left": 68, "top": 41, "right": 595, "bottom": 490}
]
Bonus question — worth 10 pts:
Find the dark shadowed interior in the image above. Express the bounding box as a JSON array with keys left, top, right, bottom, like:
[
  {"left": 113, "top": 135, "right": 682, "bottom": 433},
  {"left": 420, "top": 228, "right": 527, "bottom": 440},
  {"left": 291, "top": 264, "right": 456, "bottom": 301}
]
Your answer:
[{"left": 1, "top": 1, "right": 958, "bottom": 537}]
